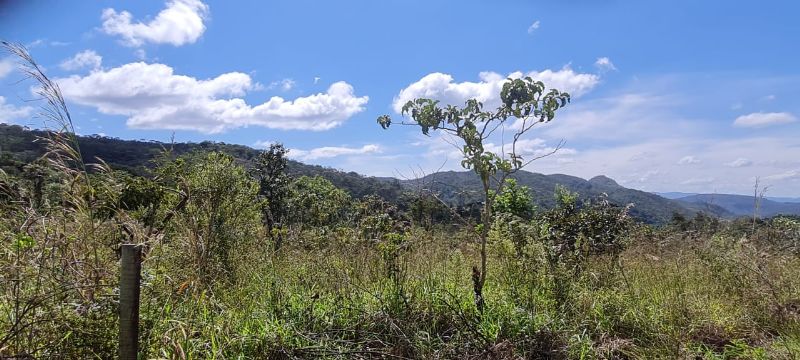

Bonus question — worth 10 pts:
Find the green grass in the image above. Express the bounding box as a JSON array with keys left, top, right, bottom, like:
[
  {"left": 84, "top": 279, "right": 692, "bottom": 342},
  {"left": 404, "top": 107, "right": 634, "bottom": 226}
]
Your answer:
[{"left": 120, "top": 229, "right": 800, "bottom": 359}]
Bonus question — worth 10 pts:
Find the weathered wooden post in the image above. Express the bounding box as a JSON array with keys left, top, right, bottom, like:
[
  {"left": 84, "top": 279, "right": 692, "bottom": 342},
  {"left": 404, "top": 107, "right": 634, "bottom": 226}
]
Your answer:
[{"left": 119, "top": 244, "right": 142, "bottom": 360}]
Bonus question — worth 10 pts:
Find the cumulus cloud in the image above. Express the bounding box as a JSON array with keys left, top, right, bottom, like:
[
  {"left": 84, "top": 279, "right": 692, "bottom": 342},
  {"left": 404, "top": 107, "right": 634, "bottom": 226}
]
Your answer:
[
  {"left": 101, "top": 0, "right": 209, "bottom": 47},
  {"left": 0, "top": 96, "right": 34, "bottom": 124},
  {"left": 677, "top": 155, "right": 700, "bottom": 165},
  {"left": 725, "top": 158, "right": 752, "bottom": 168},
  {"left": 289, "top": 144, "right": 381, "bottom": 161},
  {"left": 57, "top": 62, "right": 368, "bottom": 133},
  {"left": 594, "top": 57, "right": 617, "bottom": 72},
  {"left": 60, "top": 50, "right": 102, "bottom": 71},
  {"left": 527, "top": 20, "right": 540, "bottom": 34},
  {"left": 733, "top": 112, "right": 796, "bottom": 128},
  {"left": 392, "top": 68, "right": 599, "bottom": 113}
]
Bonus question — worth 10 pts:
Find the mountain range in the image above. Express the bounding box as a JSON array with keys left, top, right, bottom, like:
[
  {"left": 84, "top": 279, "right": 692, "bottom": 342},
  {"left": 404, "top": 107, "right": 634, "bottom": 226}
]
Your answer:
[{"left": 2, "top": 123, "right": 798, "bottom": 224}]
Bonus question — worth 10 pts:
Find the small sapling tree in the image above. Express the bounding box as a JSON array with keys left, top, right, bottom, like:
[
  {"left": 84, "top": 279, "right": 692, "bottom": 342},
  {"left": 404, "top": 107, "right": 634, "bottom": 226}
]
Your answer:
[{"left": 376, "top": 77, "right": 570, "bottom": 311}]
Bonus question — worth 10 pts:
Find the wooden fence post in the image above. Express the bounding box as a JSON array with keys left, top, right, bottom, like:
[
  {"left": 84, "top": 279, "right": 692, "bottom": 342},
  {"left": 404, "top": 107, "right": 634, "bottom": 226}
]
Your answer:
[{"left": 120, "top": 244, "right": 142, "bottom": 360}]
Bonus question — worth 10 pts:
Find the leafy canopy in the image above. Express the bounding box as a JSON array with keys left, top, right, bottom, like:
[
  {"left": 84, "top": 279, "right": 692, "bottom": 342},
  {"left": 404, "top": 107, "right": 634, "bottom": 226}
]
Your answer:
[{"left": 378, "top": 77, "right": 570, "bottom": 178}]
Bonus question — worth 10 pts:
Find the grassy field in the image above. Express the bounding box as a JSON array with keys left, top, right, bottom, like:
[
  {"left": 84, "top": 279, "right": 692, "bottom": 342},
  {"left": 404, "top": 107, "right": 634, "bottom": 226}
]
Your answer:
[{"left": 3, "top": 205, "right": 799, "bottom": 359}]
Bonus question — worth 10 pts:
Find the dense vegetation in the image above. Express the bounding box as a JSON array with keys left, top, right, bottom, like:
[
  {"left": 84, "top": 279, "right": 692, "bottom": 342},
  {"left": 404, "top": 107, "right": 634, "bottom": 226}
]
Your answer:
[{"left": 2, "top": 45, "right": 799, "bottom": 359}]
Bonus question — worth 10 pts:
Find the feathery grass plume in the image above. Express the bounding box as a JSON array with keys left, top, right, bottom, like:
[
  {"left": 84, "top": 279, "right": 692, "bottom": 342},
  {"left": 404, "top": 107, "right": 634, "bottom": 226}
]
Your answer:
[
  {"left": 0, "top": 41, "right": 124, "bottom": 357},
  {"left": 1, "top": 42, "right": 104, "bottom": 217}
]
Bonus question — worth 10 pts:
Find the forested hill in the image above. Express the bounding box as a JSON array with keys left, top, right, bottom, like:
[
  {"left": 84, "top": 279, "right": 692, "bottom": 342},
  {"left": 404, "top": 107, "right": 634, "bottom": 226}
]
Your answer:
[
  {"left": 0, "top": 124, "right": 405, "bottom": 200},
  {"left": 2, "top": 123, "right": 694, "bottom": 223}
]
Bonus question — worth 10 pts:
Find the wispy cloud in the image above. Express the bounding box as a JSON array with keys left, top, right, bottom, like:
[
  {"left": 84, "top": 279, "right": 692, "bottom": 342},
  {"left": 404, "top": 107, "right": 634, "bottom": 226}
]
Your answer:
[
  {"left": 0, "top": 58, "right": 14, "bottom": 79},
  {"left": 289, "top": 144, "right": 381, "bottom": 161},
  {"left": 594, "top": 57, "right": 617, "bottom": 72},
  {"left": 681, "top": 177, "right": 715, "bottom": 185},
  {"left": 764, "top": 169, "right": 799, "bottom": 181},
  {"left": 677, "top": 155, "right": 700, "bottom": 165},
  {"left": 724, "top": 158, "right": 752, "bottom": 168},
  {"left": 733, "top": 112, "right": 796, "bottom": 128},
  {"left": 268, "top": 78, "right": 296, "bottom": 91},
  {"left": 527, "top": 20, "right": 541, "bottom": 34}
]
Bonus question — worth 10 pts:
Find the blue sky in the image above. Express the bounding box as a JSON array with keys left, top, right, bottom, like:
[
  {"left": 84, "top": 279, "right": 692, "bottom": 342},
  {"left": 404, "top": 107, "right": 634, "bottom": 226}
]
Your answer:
[{"left": 1, "top": 0, "right": 799, "bottom": 196}]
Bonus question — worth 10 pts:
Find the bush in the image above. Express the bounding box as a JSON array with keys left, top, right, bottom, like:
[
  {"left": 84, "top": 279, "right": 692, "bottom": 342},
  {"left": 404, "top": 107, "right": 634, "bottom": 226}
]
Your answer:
[{"left": 160, "top": 152, "right": 264, "bottom": 288}]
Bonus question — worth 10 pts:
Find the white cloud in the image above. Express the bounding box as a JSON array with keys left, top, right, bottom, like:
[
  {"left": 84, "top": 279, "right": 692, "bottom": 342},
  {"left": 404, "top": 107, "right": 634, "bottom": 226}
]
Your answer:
[
  {"left": 594, "top": 57, "right": 617, "bottom": 72},
  {"left": 725, "top": 158, "right": 752, "bottom": 168},
  {"left": 484, "top": 138, "right": 577, "bottom": 160},
  {"left": 101, "top": 0, "right": 209, "bottom": 47},
  {"left": 0, "top": 58, "right": 14, "bottom": 79},
  {"left": 677, "top": 155, "right": 700, "bottom": 165},
  {"left": 541, "top": 93, "right": 696, "bottom": 142},
  {"left": 681, "top": 177, "right": 715, "bottom": 185},
  {"left": 0, "top": 96, "right": 34, "bottom": 124},
  {"left": 134, "top": 49, "right": 147, "bottom": 60},
  {"left": 763, "top": 169, "right": 799, "bottom": 181},
  {"left": 634, "top": 169, "right": 664, "bottom": 183},
  {"left": 527, "top": 20, "right": 540, "bottom": 34},
  {"left": 269, "top": 78, "right": 296, "bottom": 91},
  {"left": 253, "top": 140, "right": 276, "bottom": 149},
  {"left": 289, "top": 144, "right": 381, "bottom": 161},
  {"left": 60, "top": 50, "right": 102, "bottom": 71},
  {"left": 25, "top": 39, "right": 45, "bottom": 48},
  {"left": 733, "top": 112, "right": 796, "bottom": 128},
  {"left": 392, "top": 67, "right": 599, "bottom": 113},
  {"left": 57, "top": 62, "right": 368, "bottom": 133}
]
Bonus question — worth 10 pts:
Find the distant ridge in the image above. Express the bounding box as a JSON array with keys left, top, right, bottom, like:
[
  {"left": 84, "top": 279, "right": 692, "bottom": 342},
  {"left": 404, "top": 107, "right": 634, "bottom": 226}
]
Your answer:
[
  {"left": 669, "top": 193, "right": 800, "bottom": 218},
  {"left": 656, "top": 192, "right": 800, "bottom": 204}
]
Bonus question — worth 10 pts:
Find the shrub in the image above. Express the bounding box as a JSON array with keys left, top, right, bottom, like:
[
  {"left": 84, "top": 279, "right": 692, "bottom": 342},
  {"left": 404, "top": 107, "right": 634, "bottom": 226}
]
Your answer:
[{"left": 161, "top": 152, "right": 263, "bottom": 288}]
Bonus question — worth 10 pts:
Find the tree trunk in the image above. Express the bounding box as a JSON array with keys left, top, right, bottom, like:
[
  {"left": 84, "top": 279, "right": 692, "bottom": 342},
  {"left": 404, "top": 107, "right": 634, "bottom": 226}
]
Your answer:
[{"left": 473, "top": 177, "right": 492, "bottom": 313}]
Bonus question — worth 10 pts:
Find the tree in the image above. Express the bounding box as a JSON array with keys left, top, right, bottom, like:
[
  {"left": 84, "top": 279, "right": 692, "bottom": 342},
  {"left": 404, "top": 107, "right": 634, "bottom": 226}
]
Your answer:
[
  {"left": 376, "top": 77, "right": 570, "bottom": 311},
  {"left": 252, "top": 143, "right": 290, "bottom": 249},
  {"left": 286, "top": 175, "right": 351, "bottom": 228}
]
